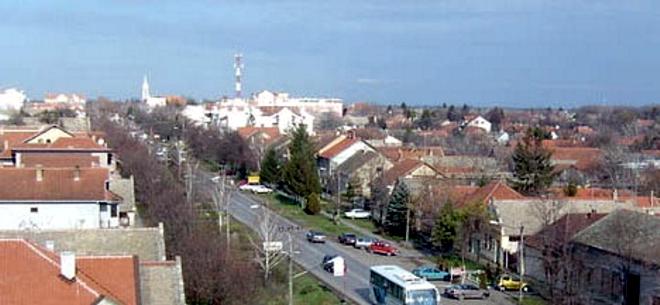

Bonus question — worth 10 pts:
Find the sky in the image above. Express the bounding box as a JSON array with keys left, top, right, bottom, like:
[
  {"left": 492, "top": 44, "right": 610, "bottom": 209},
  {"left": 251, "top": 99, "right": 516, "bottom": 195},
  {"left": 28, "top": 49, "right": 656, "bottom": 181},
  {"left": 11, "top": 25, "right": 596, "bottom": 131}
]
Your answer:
[{"left": 1, "top": 1, "right": 660, "bottom": 107}]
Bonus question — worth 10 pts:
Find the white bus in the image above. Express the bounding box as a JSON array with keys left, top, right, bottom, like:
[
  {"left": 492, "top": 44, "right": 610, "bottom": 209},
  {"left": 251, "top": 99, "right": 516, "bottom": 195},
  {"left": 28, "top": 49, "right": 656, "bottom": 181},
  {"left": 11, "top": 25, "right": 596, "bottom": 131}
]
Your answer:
[{"left": 370, "top": 265, "right": 440, "bottom": 305}]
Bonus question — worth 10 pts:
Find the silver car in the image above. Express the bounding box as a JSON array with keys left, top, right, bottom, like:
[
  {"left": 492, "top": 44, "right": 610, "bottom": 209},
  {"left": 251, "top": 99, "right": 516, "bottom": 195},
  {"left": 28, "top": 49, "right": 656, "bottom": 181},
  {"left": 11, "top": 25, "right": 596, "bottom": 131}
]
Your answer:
[
  {"left": 444, "top": 284, "right": 490, "bottom": 300},
  {"left": 353, "top": 237, "right": 375, "bottom": 249}
]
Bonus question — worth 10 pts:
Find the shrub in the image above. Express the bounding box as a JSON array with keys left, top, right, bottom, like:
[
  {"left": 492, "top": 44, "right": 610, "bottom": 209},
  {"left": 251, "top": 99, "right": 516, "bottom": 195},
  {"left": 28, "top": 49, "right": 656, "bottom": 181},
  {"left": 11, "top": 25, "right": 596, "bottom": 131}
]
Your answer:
[{"left": 305, "top": 193, "right": 321, "bottom": 215}]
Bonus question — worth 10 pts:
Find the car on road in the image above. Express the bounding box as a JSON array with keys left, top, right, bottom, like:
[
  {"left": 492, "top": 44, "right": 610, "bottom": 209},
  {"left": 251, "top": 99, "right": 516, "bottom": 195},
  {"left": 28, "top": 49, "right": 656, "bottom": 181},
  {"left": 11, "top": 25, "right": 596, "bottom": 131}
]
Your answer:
[
  {"left": 411, "top": 266, "right": 450, "bottom": 281},
  {"left": 238, "top": 184, "right": 257, "bottom": 192},
  {"left": 495, "top": 274, "right": 529, "bottom": 292},
  {"left": 338, "top": 233, "right": 357, "bottom": 245},
  {"left": 210, "top": 176, "right": 221, "bottom": 183},
  {"left": 306, "top": 231, "right": 326, "bottom": 243},
  {"left": 344, "top": 208, "right": 371, "bottom": 219},
  {"left": 321, "top": 255, "right": 340, "bottom": 273},
  {"left": 251, "top": 185, "right": 273, "bottom": 194},
  {"left": 444, "top": 284, "right": 490, "bottom": 300},
  {"left": 353, "top": 237, "right": 375, "bottom": 249},
  {"left": 368, "top": 241, "right": 398, "bottom": 256}
]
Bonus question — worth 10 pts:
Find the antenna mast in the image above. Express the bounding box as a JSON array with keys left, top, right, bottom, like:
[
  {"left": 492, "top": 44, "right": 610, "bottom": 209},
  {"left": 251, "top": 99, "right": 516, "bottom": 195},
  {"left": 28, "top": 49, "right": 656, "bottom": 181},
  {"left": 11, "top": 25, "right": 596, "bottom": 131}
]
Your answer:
[{"left": 234, "top": 53, "right": 243, "bottom": 98}]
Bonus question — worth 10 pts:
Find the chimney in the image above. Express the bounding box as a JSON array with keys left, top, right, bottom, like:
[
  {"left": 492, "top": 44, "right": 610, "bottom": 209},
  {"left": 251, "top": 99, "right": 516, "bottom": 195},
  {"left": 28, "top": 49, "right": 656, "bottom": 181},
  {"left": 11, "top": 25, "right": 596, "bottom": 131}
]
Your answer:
[
  {"left": 36, "top": 165, "right": 44, "bottom": 182},
  {"left": 45, "top": 240, "right": 55, "bottom": 252},
  {"left": 3, "top": 140, "right": 7, "bottom": 151},
  {"left": 612, "top": 189, "right": 618, "bottom": 201},
  {"left": 60, "top": 251, "right": 76, "bottom": 280},
  {"left": 73, "top": 165, "right": 80, "bottom": 182}
]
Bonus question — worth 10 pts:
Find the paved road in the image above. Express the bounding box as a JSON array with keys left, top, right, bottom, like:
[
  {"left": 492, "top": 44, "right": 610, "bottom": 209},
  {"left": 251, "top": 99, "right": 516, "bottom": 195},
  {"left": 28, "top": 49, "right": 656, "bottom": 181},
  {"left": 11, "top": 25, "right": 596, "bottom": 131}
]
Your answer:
[{"left": 196, "top": 170, "right": 517, "bottom": 305}]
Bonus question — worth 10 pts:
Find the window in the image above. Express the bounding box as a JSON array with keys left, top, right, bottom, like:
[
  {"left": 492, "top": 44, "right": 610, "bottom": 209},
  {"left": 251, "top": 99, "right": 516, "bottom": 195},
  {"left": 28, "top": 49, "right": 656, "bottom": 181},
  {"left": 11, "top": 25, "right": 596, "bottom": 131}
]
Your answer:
[
  {"left": 111, "top": 205, "right": 118, "bottom": 217},
  {"left": 30, "top": 207, "right": 38, "bottom": 213},
  {"left": 100, "top": 203, "right": 108, "bottom": 212}
]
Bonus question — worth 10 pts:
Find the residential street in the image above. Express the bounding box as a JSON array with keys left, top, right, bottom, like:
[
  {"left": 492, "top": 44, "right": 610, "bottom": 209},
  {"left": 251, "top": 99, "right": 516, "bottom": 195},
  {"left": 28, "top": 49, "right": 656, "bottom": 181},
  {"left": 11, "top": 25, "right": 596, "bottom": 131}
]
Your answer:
[{"left": 195, "top": 170, "right": 517, "bottom": 305}]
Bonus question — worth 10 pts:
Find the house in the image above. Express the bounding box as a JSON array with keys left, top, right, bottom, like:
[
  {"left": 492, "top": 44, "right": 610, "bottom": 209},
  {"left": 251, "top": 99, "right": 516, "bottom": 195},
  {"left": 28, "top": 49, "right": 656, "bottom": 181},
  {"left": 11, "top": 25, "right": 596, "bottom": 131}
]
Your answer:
[
  {"left": 0, "top": 224, "right": 186, "bottom": 305},
  {"left": 335, "top": 149, "right": 393, "bottom": 198},
  {"left": 44, "top": 93, "right": 86, "bottom": 105},
  {"left": 0, "top": 125, "right": 113, "bottom": 169},
  {"left": 570, "top": 210, "right": 660, "bottom": 305},
  {"left": 0, "top": 167, "right": 120, "bottom": 229},
  {"left": 317, "top": 134, "right": 375, "bottom": 173},
  {"left": 350, "top": 128, "right": 402, "bottom": 147},
  {"left": 109, "top": 173, "right": 138, "bottom": 227},
  {"left": 237, "top": 126, "right": 284, "bottom": 161},
  {"left": 381, "top": 158, "right": 443, "bottom": 190},
  {"left": 464, "top": 115, "right": 492, "bottom": 133},
  {"left": 524, "top": 213, "right": 606, "bottom": 298},
  {"left": 478, "top": 198, "right": 634, "bottom": 270}
]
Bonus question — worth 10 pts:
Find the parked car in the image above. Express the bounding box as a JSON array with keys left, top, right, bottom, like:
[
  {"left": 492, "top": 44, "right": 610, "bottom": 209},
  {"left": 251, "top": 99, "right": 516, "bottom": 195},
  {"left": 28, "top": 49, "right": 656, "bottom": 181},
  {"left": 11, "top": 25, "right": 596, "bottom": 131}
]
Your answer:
[
  {"left": 496, "top": 274, "right": 529, "bottom": 292},
  {"left": 251, "top": 185, "right": 273, "bottom": 194},
  {"left": 353, "top": 237, "right": 375, "bottom": 249},
  {"left": 306, "top": 231, "right": 326, "bottom": 243},
  {"left": 344, "top": 208, "right": 371, "bottom": 219},
  {"left": 239, "top": 184, "right": 257, "bottom": 192},
  {"left": 321, "top": 255, "right": 339, "bottom": 273},
  {"left": 338, "top": 233, "right": 357, "bottom": 245},
  {"left": 444, "top": 284, "right": 490, "bottom": 300},
  {"left": 368, "top": 241, "right": 398, "bottom": 256},
  {"left": 411, "top": 266, "right": 450, "bottom": 281}
]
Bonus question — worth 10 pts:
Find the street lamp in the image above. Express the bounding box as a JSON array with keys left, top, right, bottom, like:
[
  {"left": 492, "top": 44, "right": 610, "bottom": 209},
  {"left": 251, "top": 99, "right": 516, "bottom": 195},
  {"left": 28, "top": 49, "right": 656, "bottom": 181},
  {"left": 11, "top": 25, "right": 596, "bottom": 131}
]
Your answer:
[{"left": 279, "top": 225, "right": 303, "bottom": 305}]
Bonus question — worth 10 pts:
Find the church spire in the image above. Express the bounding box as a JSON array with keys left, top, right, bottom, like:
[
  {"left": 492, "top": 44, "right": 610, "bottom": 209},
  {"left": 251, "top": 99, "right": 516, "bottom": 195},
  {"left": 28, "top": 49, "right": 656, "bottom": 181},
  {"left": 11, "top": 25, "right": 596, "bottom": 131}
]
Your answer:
[{"left": 141, "top": 75, "right": 150, "bottom": 102}]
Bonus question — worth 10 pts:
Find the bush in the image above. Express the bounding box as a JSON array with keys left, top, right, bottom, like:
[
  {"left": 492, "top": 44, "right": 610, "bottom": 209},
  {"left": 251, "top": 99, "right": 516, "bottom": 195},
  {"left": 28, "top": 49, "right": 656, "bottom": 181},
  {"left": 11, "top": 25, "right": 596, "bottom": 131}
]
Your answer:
[
  {"left": 563, "top": 182, "right": 578, "bottom": 197},
  {"left": 305, "top": 193, "right": 321, "bottom": 215}
]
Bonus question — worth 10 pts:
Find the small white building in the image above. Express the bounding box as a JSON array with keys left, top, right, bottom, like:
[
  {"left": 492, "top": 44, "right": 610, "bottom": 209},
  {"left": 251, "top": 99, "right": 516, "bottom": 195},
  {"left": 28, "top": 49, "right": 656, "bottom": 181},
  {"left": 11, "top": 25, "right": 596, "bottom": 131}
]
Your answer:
[
  {"left": 0, "top": 88, "right": 27, "bottom": 111},
  {"left": 0, "top": 167, "right": 119, "bottom": 230},
  {"left": 466, "top": 115, "right": 492, "bottom": 133}
]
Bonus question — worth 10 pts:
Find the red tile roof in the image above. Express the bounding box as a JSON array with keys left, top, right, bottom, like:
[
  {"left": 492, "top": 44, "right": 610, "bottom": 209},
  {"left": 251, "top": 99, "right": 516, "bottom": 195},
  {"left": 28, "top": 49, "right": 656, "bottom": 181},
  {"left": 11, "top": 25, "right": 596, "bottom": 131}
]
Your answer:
[
  {"left": 0, "top": 239, "right": 139, "bottom": 305},
  {"left": 318, "top": 138, "right": 359, "bottom": 159},
  {"left": 460, "top": 180, "right": 525, "bottom": 207},
  {"left": 0, "top": 168, "right": 113, "bottom": 201},
  {"left": 376, "top": 146, "right": 445, "bottom": 162},
  {"left": 550, "top": 147, "right": 602, "bottom": 171},
  {"left": 237, "top": 127, "right": 281, "bottom": 140},
  {"left": 21, "top": 154, "right": 101, "bottom": 168}
]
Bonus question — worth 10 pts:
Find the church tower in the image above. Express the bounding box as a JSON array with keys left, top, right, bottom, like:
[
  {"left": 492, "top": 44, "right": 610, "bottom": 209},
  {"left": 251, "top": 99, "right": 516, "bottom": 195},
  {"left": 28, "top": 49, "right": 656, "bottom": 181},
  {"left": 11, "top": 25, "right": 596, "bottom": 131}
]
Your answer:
[{"left": 141, "top": 75, "right": 150, "bottom": 102}]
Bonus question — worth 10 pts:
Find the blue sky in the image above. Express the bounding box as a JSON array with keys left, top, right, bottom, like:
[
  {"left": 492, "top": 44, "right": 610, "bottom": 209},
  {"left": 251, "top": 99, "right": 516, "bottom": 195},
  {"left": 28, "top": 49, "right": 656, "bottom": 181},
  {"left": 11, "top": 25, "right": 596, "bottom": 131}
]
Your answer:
[{"left": 1, "top": 1, "right": 659, "bottom": 107}]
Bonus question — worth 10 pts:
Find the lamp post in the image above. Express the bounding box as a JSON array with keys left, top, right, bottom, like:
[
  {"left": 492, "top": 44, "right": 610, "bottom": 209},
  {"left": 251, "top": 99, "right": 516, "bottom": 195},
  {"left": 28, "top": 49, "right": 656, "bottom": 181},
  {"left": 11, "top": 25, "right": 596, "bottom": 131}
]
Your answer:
[{"left": 279, "top": 225, "right": 302, "bottom": 305}]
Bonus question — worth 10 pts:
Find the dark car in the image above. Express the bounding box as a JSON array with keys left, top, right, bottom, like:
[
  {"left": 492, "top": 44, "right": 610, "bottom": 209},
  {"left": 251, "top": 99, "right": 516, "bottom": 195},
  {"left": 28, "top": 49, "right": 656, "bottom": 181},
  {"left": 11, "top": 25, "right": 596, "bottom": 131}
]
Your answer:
[
  {"left": 321, "top": 255, "right": 338, "bottom": 273},
  {"left": 338, "top": 233, "right": 357, "bottom": 245},
  {"left": 306, "top": 230, "right": 326, "bottom": 243},
  {"left": 444, "top": 284, "right": 490, "bottom": 300}
]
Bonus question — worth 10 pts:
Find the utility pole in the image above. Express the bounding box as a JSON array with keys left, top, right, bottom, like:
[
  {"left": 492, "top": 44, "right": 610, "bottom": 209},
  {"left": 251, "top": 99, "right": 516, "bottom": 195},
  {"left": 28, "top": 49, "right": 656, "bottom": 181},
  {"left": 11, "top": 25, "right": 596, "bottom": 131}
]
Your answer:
[
  {"left": 405, "top": 206, "right": 411, "bottom": 246},
  {"left": 519, "top": 225, "right": 525, "bottom": 304},
  {"left": 335, "top": 170, "right": 341, "bottom": 223},
  {"left": 288, "top": 231, "right": 293, "bottom": 305}
]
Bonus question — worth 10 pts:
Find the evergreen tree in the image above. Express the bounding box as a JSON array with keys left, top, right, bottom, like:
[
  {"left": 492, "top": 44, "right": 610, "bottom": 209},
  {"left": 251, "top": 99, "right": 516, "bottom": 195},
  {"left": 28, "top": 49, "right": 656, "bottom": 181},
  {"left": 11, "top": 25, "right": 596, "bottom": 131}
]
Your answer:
[
  {"left": 384, "top": 182, "right": 410, "bottom": 236},
  {"left": 305, "top": 193, "right": 321, "bottom": 215},
  {"left": 417, "top": 109, "right": 434, "bottom": 130},
  {"left": 510, "top": 127, "right": 557, "bottom": 195},
  {"left": 259, "top": 148, "right": 280, "bottom": 186},
  {"left": 486, "top": 107, "right": 505, "bottom": 131},
  {"left": 447, "top": 105, "right": 459, "bottom": 121},
  {"left": 432, "top": 203, "right": 462, "bottom": 253},
  {"left": 282, "top": 125, "right": 321, "bottom": 197}
]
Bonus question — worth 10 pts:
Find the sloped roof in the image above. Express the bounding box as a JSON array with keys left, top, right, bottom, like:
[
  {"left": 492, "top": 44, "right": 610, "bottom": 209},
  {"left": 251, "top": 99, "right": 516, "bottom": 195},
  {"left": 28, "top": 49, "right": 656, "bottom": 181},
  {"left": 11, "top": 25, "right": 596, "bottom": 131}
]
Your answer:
[
  {"left": 0, "top": 239, "right": 139, "bottom": 305},
  {"left": 336, "top": 150, "right": 379, "bottom": 174},
  {"left": 0, "top": 168, "right": 112, "bottom": 201},
  {"left": 550, "top": 147, "right": 602, "bottom": 171},
  {"left": 525, "top": 213, "right": 606, "bottom": 250},
  {"left": 572, "top": 209, "right": 660, "bottom": 266},
  {"left": 382, "top": 159, "right": 440, "bottom": 186},
  {"left": 237, "top": 126, "right": 280, "bottom": 140},
  {"left": 318, "top": 138, "right": 359, "bottom": 159},
  {"left": 0, "top": 226, "right": 166, "bottom": 261},
  {"left": 21, "top": 153, "right": 100, "bottom": 168},
  {"left": 459, "top": 180, "right": 524, "bottom": 207}
]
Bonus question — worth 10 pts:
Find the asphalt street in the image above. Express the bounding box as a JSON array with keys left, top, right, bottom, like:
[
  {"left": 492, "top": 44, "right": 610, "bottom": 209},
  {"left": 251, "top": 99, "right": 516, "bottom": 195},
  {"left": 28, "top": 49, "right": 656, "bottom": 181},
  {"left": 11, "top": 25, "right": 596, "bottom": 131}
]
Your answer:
[{"left": 195, "top": 170, "right": 518, "bottom": 305}]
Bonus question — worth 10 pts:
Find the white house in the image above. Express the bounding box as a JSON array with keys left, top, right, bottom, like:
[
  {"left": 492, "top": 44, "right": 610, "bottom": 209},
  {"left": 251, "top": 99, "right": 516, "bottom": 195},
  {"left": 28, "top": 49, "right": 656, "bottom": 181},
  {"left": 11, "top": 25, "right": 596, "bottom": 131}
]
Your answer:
[
  {"left": 0, "top": 88, "right": 27, "bottom": 111},
  {"left": 0, "top": 167, "right": 119, "bottom": 230},
  {"left": 466, "top": 115, "right": 492, "bottom": 133}
]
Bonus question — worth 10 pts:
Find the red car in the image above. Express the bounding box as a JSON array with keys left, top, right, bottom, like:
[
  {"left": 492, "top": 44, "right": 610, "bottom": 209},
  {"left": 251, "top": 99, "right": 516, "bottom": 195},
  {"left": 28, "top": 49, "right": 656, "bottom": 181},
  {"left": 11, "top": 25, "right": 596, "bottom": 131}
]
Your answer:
[{"left": 368, "top": 241, "right": 398, "bottom": 256}]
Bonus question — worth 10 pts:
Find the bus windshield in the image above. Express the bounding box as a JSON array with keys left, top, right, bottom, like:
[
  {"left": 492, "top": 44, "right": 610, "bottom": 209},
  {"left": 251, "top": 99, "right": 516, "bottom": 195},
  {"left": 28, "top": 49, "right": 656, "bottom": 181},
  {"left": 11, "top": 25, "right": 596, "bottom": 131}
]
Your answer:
[{"left": 407, "top": 289, "right": 437, "bottom": 305}]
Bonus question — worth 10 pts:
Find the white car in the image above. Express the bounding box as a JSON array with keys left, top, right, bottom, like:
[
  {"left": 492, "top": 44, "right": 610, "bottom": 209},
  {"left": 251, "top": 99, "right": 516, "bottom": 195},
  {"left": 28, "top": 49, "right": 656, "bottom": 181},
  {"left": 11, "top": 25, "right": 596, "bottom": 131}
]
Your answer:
[
  {"left": 239, "top": 184, "right": 257, "bottom": 192},
  {"left": 344, "top": 209, "right": 371, "bottom": 219},
  {"left": 251, "top": 185, "right": 273, "bottom": 194},
  {"left": 353, "top": 237, "right": 375, "bottom": 249}
]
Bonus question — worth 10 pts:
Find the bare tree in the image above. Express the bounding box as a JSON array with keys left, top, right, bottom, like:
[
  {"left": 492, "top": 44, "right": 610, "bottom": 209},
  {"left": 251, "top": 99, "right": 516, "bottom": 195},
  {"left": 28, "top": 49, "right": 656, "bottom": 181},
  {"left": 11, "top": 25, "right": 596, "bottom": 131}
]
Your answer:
[{"left": 249, "top": 208, "right": 287, "bottom": 282}]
